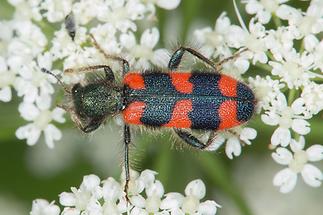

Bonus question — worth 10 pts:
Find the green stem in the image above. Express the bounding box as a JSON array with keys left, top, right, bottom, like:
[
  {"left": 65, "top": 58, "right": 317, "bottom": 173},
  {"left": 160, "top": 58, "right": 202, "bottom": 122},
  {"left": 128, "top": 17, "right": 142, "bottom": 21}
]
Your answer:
[
  {"left": 198, "top": 154, "right": 254, "bottom": 215},
  {"left": 287, "top": 89, "right": 298, "bottom": 106},
  {"left": 255, "top": 62, "right": 273, "bottom": 73},
  {"left": 272, "top": 15, "right": 282, "bottom": 28}
]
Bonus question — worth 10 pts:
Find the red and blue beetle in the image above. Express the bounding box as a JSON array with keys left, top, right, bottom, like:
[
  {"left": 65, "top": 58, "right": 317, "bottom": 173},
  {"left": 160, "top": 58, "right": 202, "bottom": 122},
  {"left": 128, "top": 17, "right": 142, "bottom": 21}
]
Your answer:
[{"left": 42, "top": 34, "right": 256, "bottom": 197}]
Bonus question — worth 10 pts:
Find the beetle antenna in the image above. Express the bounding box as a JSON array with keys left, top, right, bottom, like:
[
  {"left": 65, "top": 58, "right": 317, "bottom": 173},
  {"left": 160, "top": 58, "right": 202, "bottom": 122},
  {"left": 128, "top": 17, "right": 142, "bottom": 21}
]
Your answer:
[{"left": 41, "top": 68, "right": 71, "bottom": 94}]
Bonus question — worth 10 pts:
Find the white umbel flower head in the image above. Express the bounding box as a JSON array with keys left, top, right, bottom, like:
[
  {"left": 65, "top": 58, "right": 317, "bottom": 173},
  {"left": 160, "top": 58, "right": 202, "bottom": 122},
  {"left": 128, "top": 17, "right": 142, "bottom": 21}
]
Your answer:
[
  {"left": 205, "top": 127, "right": 257, "bottom": 159},
  {"left": 16, "top": 96, "right": 65, "bottom": 148},
  {"left": 120, "top": 28, "right": 169, "bottom": 69},
  {"left": 31, "top": 199, "right": 60, "bottom": 215},
  {"left": 194, "top": 12, "right": 245, "bottom": 59},
  {"left": 262, "top": 93, "right": 311, "bottom": 147},
  {"left": 243, "top": 0, "right": 289, "bottom": 24},
  {"left": 31, "top": 169, "right": 220, "bottom": 215},
  {"left": 272, "top": 136, "right": 323, "bottom": 193},
  {"left": 0, "top": 56, "right": 17, "bottom": 102}
]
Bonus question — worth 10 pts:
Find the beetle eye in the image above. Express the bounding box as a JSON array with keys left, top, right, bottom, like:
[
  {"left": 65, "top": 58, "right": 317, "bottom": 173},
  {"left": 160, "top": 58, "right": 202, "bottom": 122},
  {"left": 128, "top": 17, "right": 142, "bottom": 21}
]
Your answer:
[{"left": 72, "top": 83, "right": 81, "bottom": 94}]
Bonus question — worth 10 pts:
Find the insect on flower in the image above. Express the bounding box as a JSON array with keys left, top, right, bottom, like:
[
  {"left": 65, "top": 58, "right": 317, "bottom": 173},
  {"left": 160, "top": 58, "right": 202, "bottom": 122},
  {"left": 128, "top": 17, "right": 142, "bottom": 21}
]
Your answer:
[
  {"left": 65, "top": 12, "right": 76, "bottom": 41},
  {"left": 42, "top": 34, "right": 256, "bottom": 200}
]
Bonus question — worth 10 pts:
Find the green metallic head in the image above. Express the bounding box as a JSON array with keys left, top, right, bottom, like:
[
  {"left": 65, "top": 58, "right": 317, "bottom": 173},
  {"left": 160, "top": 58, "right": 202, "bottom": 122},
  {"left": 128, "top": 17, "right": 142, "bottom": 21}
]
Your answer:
[{"left": 71, "top": 82, "right": 122, "bottom": 133}]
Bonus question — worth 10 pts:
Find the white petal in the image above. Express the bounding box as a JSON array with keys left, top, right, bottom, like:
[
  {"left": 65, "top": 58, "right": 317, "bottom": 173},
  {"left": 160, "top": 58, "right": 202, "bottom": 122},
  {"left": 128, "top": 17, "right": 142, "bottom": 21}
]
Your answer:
[
  {"left": 291, "top": 119, "right": 310, "bottom": 135},
  {"left": 44, "top": 124, "right": 62, "bottom": 148},
  {"left": 82, "top": 174, "right": 100, "bottom": 191},
  {"left": 139, "top": 169, "right": 157, "bottom": 187},
  {"left": 59, "top": 192, "right": 76, "bottom": 206},
  {"left": 23, "top": 84, "right": 38, "bottom": 103},
  {"left": 301, "top": 164, "right": 323, "bottom": 187},
  {"left": 103, "top": 177, "right": 122, "bottom": 201},
  {"left": 120, "top": 32, "right": 136, "bottom": 49},
  {"left": 225, "top": 137, "right": 241, "bottom": 159},
  {"left": 271, "top": 127, "right": 291, "bottom": 147},
  {"left": 272, "top": 147, "right": 293, "bottom": 165},
  {"left": 184, "top": 179, "right": 206, "bottom": 200},
  {"left": 31, "top": 199, "right": 60, "bottom": 215},
  {"left": 130, "top": 207, "right": 148, "bottom": 215},
  {"left": 240, "top": 127, "right": 257, "bottom": 145},
  {"left": 152, "top": 48, "right": 170, "bottom": 67},
  {"left": 261, "top": 113, "right": 279, "bottom": 126},
  {"left": 16, "top": 124, "right": 41, "bottom": 146},
  {"left": 273, "top": 168, "right": 297, "bottom": 193},
  {"left": 36, "top": 94, "right": 51, "bottom": 110},
  {"left": 291, "top": 98, "right": 306, "bottom": 115},
  {"left": 140, "top": 28, "right": 159, "bottom": 48},
  {"left": 18, "top": 102, "right": 40, "bottom": 121},
  {"left": 146, "top": 180, "right": 164, "bottom": 198},
  {"left": 52, "top": 107, "right": 66, "bottom": 123},
  {"left": 306, "top": 145, "right": 323, "bottom": 162},
  {"left": 304, "top": 34, "right": 319, "bottom": 51},
  {"left": 0, "top": 87, "right": 12, "bottom": 102},
  {"left": 258, "top": 10, "right": 271, "bottom": 24},
  {"left": 204, "top": 135, "right": 225, "bottom": 151},
  {"left": 130, "top": 195, "right": 146, "bottom": 208},
  {"left": 290, "top": 136, "right": 305, "bottom": 152},
  {"left": 160, "top": 192, "right": 184, "bottom": 210},
  {"left": 197, "top": 200, "right": 221, "bottom": 215},
  {"left": 156, "top": 0, "right": 180, "bottom": 10},
  {"left": 61, "top": 207, "right": 80, "bottom": 215}
]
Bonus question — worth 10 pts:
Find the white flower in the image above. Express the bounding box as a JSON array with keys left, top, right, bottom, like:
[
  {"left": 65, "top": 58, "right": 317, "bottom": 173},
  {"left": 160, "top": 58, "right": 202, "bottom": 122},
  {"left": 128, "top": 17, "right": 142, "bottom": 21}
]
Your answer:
[
  {"left": 16, "top": 97, "right": 65, "bottom": 148},
  {"left": 298, "top": 82, "right": 323, "bottom": 117},
  {"left": 8, "top": 20, "right": 47, "bottom": 59},
  {"left": 272, "top": 136, "right": 323, "bottom": 193},
  {"left": 60, "top": 174, "right": 102, "bottom": 213},
  {"left": 269, "top": 49, "right": 315, "bottom": 89},
  {"left": 194, "top": 12, "right": 245, "bottom": 59},
  {"left": 276, "top": 0, "right": 323, "bottom": 39},
  {"left": 31, "top": 199, "right": 60, "bottom": 215},
  {"left": 15, "top": 52, "right": 56, "bottom": 103},
  {"left": 265, "top": 25, "right": 299, "bottom": 61},
  {"left": 97, "top": 0, "right": 146, "bottom": 32},
  {"left": 8, "top": 0, "right": 43, "bottom": 21},
  {"left": 145, "top": 0, "right": 181, "bottom": 10},
  {"left": 0, "top": 56, "right": 17, "bottom": 102},
  {"left": 41, "top": 0, "right": 73, "bottom": 23},
  {"left": 242, "top": 18, "right": 268, "bottom": 64},
  {"left": 182, "top": 179, "right": 220, "bottom": 214},
  {"left": 206, "top": 127, "right": 257, "bottom": 159},
  {"left": 120, "top": 28, "right": 169, "bottom": 69},
  {"left": 243, "top": 0, "right": 289, "bottom": 24},
  {"left": 248, "top": 75, "right": 284, "bottom": 111},
  {"left": 262, "top": 93, "right": 311, "bottom": 147},
  {"left": 32, "top": 170, "right": 220, "bottom": 214}
]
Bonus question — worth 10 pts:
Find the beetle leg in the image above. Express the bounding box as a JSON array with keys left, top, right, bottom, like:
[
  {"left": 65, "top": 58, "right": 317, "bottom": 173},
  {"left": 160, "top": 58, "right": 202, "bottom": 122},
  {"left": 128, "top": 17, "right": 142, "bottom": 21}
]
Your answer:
[
  {"left": 168, "top": 46, "right": 216, "bottom": 70},
  {"left": 103, "top": 66, "right": 115, "bottom": 81},
  {"left": 174, "top": 128, "right": 217, "bottom": 150},
  {"left": 82, "top": 117, "right": 105, "bottom": 133},
  {"left": 215, "top": 48, "right": 248, "bottom": 71},
  {"left": 89, "top": 34, "right": 130, "bottom": 76},
  {"left": 123, "top": 124, "right": 131, "bottom": 202}
]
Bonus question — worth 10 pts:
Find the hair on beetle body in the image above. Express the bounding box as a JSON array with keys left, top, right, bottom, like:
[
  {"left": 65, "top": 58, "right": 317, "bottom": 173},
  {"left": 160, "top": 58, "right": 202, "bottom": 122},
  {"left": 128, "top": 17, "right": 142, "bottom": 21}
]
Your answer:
[{"left": 42, "top": 33, "right": 255, "bottom": 201}]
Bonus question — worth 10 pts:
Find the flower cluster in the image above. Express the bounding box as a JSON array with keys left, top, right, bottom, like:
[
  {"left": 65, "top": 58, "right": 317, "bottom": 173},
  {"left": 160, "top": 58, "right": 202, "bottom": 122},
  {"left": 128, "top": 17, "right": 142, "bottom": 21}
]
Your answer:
[
  {"left": 30, "top": 169, "right": 220, "bottom": 215},
  {"left": 194, "top": 0, "right": 323, "bottom": 192},
  {"left": 1, "top": 0, "right": 179, "bottom": 148}
]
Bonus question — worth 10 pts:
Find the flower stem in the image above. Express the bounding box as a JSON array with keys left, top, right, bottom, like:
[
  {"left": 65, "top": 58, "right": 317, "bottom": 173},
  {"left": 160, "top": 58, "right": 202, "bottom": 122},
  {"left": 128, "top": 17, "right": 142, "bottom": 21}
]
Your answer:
[
  {"left": 255, "top": 62, "right": 273, "bottom": 73},
  {"left": 272, "top": 15, "right": 282, "bottom": 28},
  {"left": 287, "top": 89, "right": 298, "bottom": 106}
]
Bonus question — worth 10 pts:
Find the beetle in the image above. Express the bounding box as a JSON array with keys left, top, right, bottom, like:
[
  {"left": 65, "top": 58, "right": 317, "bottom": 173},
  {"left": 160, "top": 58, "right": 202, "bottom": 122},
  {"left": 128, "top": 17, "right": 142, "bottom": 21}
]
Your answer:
[{"left": 42, "top": 34, "right": 256, "bottom": 198}]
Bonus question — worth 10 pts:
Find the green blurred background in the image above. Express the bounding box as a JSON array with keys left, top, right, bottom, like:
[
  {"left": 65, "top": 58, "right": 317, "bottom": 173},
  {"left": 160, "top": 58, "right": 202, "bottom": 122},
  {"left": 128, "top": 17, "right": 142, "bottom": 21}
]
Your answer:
[{"left": 0, "top": 0, "right": 322, "bottom": 214}]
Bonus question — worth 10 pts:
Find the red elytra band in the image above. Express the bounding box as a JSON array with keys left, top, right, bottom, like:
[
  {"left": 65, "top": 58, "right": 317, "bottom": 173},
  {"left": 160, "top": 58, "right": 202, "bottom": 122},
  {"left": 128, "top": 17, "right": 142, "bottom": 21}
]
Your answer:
[{"left": 164, "top": 99, "right": 192, "bottom": 128}]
